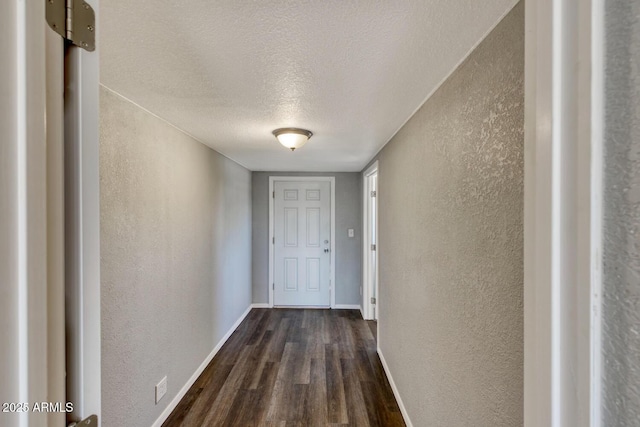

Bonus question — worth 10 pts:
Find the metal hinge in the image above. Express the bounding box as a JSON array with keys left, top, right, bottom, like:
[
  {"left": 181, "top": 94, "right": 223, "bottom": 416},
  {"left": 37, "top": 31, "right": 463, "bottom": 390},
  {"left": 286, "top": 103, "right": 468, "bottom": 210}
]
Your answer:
[
  {"left": 68, "top": 415, "right": 98, "bottom": 427},
  {"left": 272, "top": 237, "right": 275, "bottom": 244},
  {"left": 371, "top": 244, "right": 376, "bottom": 251},
  {"left": 46, "top": 0, "right": 96, "bottom": 52},
  {"left": 371, "top": 191, "right": 377, "bottom": 197},
  {"left": 371, "top": 297, "right": 376, "bottom": 304},
  {"left": 272, "top": 283, "right": 275, "bottom": 290},
  {"left": 272, "top": 191, "right": 275, "bottom": 198}
]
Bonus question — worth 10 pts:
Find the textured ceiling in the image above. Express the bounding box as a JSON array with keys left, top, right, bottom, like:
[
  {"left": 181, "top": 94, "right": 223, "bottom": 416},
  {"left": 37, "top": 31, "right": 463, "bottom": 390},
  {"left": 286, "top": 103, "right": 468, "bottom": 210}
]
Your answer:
[{"left": 100, "top": 0, "right": 518, "bottom": 172}]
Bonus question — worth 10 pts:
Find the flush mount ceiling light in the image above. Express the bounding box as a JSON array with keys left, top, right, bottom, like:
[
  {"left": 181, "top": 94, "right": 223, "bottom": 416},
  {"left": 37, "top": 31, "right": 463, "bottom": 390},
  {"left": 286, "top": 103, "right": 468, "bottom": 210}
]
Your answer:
[{"left": 272, "top": 128, "right": 313, "bottom": 151}]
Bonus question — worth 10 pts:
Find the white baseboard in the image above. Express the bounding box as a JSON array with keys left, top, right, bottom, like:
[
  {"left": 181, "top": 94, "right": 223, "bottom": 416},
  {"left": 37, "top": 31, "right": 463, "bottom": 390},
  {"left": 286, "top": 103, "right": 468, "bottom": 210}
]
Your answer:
[
  {"left": 251, "top": 303, "right": 270, "bottom": 308},
  {"left": 151, "top": 304, "right": 253, "bottom": 427},
  {"left": 333, "top": 304, "right": 361, "bottom": 310},
  {"left": 377, "top": 346, "right": 413, "bottom": 427},
  {"left": 251, "top": 303, "right": 361, "bottom": 310}
]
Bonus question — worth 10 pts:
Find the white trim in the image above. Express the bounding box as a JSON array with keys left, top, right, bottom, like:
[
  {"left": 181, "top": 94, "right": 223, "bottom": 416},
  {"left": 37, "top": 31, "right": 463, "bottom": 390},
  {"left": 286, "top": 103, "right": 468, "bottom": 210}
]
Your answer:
[
  {"left": 362, "top": 161, "right": 379, "bottom": 320},
  {"left": 45, "top": 22, "right": 67, "bottom": 426},
  {"left": 151, "top": 304, "right": 253, "bottom": 427},
  {"left": 7, "top": 2, "right": 50, "bottom": 425},
  {"left": 63, "top": 0, "right": 101, "bottom": 421},
  {"left": 332, "top": 304, "right": 361, "bottom": 310},
  {"left": 251, "top": 303, "right": 270, "bottom": 309},
  {"left": 268, "top": 176, "right": 336, "bottom": 308},
  {"left": 16, "top": 0, "right": 31, "bottom": 418},
  {"left": 273, "top": 305, "right": 330, "bottom": 309},
  {"left": 524, "top": 0, "right": 602, "bottom": 425},
  {"left": 377, "top": 347, "right": 413, "bottom": 427},
  {"left": 589, "top": 0, "right": 604, "bottom": 422}
]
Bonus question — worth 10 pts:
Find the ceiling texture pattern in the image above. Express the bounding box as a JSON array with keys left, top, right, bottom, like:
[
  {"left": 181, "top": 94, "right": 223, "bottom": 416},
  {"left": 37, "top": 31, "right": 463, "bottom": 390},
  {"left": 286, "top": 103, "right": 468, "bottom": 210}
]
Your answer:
[{"left": 101, "top": 0, "right": 518, "bottom": 172}]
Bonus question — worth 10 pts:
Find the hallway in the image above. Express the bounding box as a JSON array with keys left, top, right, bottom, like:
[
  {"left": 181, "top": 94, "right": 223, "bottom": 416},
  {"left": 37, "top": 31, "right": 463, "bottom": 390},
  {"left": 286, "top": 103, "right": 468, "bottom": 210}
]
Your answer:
[
  {"left": 98, "top": 4, "right": 525, "bottom": 426},
  {"left": 3, "top": 0, "right": 632, "bottom": 425},
  {"left": 162, "top": 309, "right": 404, "bottom": 427}
]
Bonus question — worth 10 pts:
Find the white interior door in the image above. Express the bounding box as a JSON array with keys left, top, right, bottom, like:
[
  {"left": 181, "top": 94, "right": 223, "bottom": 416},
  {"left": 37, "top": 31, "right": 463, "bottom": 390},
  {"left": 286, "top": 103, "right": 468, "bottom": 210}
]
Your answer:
[{"left": 274, "top": 181, "right": 331, "bottom": 306}]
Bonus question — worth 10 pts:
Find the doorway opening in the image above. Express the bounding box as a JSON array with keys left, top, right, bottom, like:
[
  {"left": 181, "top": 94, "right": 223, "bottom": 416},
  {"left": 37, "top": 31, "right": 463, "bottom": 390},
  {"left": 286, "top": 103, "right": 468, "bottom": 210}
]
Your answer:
[{"left": 362, "top": 162, "right": 379, "bottom": 321}]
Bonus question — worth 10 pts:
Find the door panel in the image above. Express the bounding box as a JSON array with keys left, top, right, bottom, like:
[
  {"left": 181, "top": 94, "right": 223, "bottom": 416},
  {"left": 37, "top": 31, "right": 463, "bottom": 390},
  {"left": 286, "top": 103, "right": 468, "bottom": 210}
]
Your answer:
[
  {"left": 284, "top": 208, "right": 298, "bottom": 246},
  {"left": 306, "top": 208, "right": 321, "bottom": 247},
  {"left": 274, "top": 181, "right": 331, "bottom": 306}
]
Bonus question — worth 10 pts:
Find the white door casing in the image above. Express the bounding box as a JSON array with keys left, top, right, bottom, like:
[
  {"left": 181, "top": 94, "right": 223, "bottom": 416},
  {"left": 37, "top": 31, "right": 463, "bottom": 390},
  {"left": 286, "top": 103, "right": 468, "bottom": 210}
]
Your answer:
[
  {"left": 46, "top": 13, "right": 67, "bottom": 427},
  {"left": 0, "top": 2, "right": 69, "bottom": 425},
  {"left": 362, "top": 161, "right": 379, "bottom": 320},
  {"left": 372, "top": 173, "right": 378, "bottom": 320},
  {"left": 64, "top": 0, "right": 102, "bottom": 422},
  {"left": 524, "top": 0, "right": 602, "bottom": 425},
  {"left": 269, "top": 177, "right": 335, "bottom": 308}
]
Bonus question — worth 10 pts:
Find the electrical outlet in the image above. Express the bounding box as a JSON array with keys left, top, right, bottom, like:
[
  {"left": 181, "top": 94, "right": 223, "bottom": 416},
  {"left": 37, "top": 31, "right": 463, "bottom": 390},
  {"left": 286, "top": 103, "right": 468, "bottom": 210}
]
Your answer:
[
  {"left": 155, "top": 376, "right": 167, "bottom": 404},
  {"left": 348, "top": 228, "right": 354, "bottom": 238}
]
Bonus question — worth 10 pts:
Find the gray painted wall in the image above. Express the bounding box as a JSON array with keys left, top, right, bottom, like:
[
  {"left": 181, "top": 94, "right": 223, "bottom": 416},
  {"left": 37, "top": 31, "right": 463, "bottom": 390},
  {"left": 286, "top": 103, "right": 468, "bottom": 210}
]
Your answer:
[
  {"left": 602, "top": 0, "right": 640, "bottom": 424},
  {"left": 365, "top": 3, "right": 524, "bottom": 425},
  {"left": 100, "top": 87, "right": 252, "bottom": 427},
  {"left": 252, "top": 172, "right": 361, "bottom": 306}
]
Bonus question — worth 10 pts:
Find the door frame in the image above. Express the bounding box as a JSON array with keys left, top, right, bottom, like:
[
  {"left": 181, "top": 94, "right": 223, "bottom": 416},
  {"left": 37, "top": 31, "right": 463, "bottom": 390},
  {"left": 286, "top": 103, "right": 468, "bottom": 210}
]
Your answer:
[
  {"left": 268, "top": 176, "right": 336, "bottom": 308},
  {"left": 0, "top": 0, "right": 100, "bottom": 424},
  {"left": 63, "top": 0, "right": 102, "bottom": 422},
  {"left": 1, "top": 2, "right": 51, "bottom": 425},
  {"left": 524, "top": 0, "right": 602, "bottom": 425},
  {"left": 362, "top": 161, "right": 379, "bottom": 320}
]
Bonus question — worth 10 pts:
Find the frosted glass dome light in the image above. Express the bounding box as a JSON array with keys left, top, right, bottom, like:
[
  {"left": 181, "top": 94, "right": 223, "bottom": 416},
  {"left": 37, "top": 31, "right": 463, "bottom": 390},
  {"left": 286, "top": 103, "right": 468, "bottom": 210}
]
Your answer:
[{"left": 272, "top": 128, "right": 313, "bottom": 151}]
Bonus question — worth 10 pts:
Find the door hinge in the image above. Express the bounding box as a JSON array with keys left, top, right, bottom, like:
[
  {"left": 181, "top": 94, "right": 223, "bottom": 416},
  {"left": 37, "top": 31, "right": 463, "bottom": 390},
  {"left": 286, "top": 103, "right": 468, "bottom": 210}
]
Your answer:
[
  {"left": 371, "top": 244, "right": 376, "bottom": 251},
  {"left": 46, "top": 0, "right": 96, "bottom": 52},
  {"left": 272, "top": 191, "right": 275, "bottom": 198},
  {"left": 371, "top": 190, "right": 377, "bottom": 197},
  {"left": 68, "top": 415, "right": 98, "bottom": 427},
  {"left": 272, "top": 237, "right": 275, "bottom": 244},
  {"left": 273, "top": 283, "right": 275, "bottom": 290},
  {"left": 371, "top": 297, "right": 376, "bottom": 304}
]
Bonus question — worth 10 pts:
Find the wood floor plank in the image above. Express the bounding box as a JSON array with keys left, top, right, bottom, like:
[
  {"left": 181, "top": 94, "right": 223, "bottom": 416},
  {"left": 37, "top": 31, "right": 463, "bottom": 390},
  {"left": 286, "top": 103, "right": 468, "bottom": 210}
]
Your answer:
[
  {"left": 198, "top": 345, "right": 254, "bottom": 427},
  {"left": 243, "top": 329, "right": 273, "bottom": 390},
  {"left": 341, "top": 358, "right": 371, "bottom": 427},
  {"left": 325, "top": 342, "right": 349, "bottom": 424},
  {"left": 266, "top": 342, "right": 298, "bottom": 422},
  {"left": 303, "top": 358, "right": 328, "bottom": 426},
  {"left": 246, "top": 361, "right": 280, "bottom": 424},
  {"left": 162, "top": 309, "right": 406, "bottom": 427}
]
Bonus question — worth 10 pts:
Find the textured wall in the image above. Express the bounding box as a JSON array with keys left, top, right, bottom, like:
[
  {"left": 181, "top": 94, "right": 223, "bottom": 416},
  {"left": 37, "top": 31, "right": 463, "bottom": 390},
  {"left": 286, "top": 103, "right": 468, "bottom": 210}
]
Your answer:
[
  {"left": 100, "top": 87, "right": 252, "bottom": 427},
  {"left": 367, "top": 3, "right": 524, "bottom": 425},
  {"left": 602, "top": 0, "right": 640, "bottom": 424},
  {"left": 252, "top": 172, "right": 361, "bottom": 306}
]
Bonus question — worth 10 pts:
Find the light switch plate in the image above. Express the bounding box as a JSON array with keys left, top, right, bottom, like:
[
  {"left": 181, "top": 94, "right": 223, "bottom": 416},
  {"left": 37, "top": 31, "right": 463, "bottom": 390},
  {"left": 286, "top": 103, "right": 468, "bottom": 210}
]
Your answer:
[{"left": 348, "top": 228, "right": 354, "bottom": 238}]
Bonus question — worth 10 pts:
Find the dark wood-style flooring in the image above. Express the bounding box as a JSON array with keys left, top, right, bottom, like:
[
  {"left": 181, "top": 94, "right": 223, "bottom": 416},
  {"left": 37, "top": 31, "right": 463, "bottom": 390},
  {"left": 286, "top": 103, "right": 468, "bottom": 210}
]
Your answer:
[{"left": 163, "top": 308, "right": 405, "bottom": 427}]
